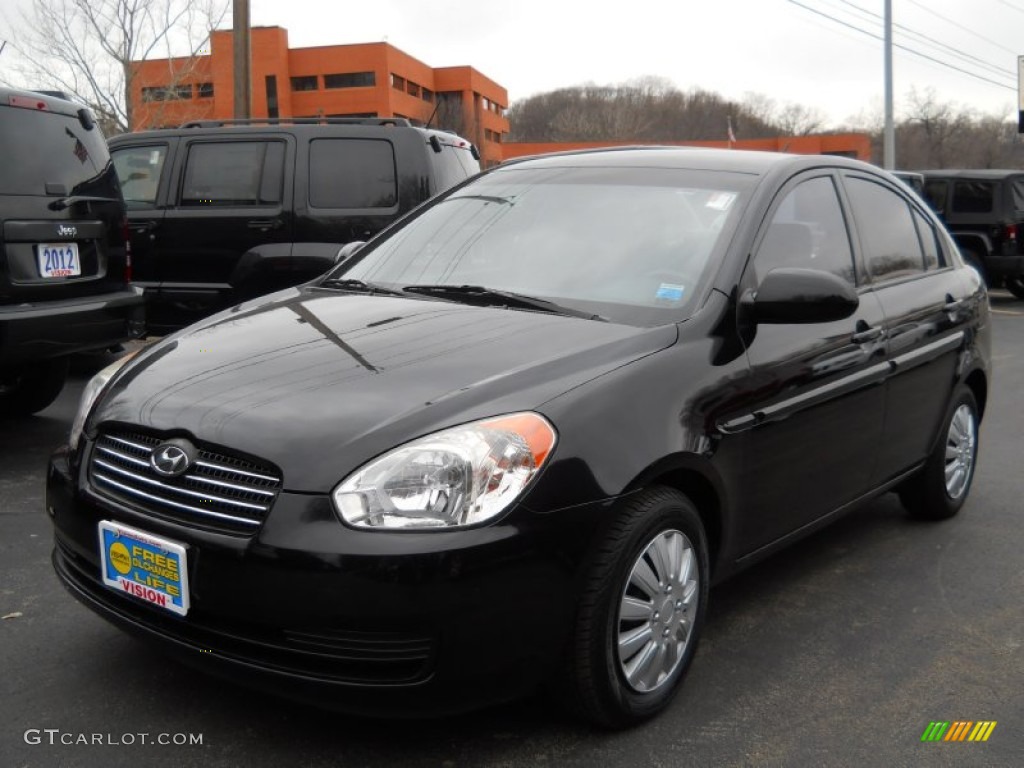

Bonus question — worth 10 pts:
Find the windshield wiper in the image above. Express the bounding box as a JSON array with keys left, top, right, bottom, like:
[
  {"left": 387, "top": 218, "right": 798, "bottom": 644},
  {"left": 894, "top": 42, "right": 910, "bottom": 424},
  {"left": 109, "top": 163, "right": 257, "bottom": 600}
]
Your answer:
[
  {"left": 318, "top": 277, "right": 404, "bottom": 296},
  {"left": 401, "top": 284, "right": 608, "bottom": 321},
  {"left": 48, "top": 195, "right": 121, "bottom": 211}
]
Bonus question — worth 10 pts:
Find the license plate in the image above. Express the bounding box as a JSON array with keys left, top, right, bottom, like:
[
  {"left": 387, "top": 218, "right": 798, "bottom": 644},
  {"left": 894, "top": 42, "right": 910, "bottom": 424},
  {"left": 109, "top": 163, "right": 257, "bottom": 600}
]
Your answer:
[
  {"left": 98, "top": 521, "right": 190, "bottom": 616},
  {"left": 37, "top": 242, "right": 81, "bottom": 278}
]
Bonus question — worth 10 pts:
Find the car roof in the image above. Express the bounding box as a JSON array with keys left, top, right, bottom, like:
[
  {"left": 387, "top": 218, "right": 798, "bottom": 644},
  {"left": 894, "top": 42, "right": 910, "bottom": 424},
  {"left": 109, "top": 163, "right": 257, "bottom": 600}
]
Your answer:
[
  {"left": 0, "top": 86, "right": 88, "bottom": 119},
  {"left": 498, "top": 146, "right": 877, "bottom": 177},
  {"left": 110, "top": 120, "right": 473, "bottom": 145}
]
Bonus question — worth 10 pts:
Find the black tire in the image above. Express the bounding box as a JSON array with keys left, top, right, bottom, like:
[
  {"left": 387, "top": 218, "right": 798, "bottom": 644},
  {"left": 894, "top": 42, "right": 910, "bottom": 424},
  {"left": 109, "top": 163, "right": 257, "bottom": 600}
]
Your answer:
[
  {"left": 0, "top": 358, "right": 70, "bottom": 418},
  {"left": 1005, "top": 276, "right": 1024, "bottom": 300},
  {"left": 558, "top": 487, "right": 709, "bottom": 728},
  {"left": 898, "top": 386, "right": 979, "bottom": 520}
]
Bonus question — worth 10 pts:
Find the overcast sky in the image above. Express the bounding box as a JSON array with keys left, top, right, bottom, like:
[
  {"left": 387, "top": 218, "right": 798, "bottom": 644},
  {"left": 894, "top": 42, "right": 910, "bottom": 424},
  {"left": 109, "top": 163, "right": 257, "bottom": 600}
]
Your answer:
[{"left": 2, "top": 0, "right": 1021, "bottom": 128}]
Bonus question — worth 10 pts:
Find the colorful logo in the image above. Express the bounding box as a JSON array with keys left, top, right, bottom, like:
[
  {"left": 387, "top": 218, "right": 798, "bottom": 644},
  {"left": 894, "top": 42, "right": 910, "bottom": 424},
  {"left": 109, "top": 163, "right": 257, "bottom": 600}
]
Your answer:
[{"left": 921, "top": 721, "right": 997, "bottom": 742}]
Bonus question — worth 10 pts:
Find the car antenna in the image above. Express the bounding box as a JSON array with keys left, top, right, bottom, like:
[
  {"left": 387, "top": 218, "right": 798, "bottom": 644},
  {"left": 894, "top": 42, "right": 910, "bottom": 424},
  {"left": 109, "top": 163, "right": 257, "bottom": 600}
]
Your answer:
[{"left": 424, "top": 99, "right": 441, "bottom": 129}]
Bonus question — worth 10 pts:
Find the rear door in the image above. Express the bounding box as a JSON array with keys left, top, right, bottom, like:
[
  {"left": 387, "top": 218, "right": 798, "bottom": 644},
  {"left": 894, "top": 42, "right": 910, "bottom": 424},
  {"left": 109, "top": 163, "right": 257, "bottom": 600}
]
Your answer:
[
  {"left": 153, "top": 133, "right": 294, "bottom": 328},
  {"left": 840, "top": 173, "right": 971, "bottom": 483}
]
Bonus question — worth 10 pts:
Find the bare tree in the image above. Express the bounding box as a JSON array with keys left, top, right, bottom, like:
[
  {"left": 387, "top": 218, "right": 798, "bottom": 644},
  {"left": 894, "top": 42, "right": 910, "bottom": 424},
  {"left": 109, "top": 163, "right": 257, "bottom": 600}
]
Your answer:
[{"left": 3, "top": 0, "right": 228, "bottom": 134}]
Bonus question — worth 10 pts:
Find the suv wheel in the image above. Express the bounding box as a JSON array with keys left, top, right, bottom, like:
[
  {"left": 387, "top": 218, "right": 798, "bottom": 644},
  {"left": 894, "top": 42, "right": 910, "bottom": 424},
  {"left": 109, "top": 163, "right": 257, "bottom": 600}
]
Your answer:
[
  {"left": 0, "top": 358, "right": 70, "bottom": 417},
  {"left": 1005, "top": 276, "right": 1024, "bottom": 300},
  {"left": 898, "top": 386, "right": 979, "bottom": 520},
  {"left": 558, "top": 487, "right": 709, "bottom": 728}
]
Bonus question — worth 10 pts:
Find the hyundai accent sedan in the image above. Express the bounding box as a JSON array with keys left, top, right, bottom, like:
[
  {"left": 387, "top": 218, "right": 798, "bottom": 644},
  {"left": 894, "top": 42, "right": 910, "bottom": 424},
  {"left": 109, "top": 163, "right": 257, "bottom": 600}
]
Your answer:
[{"left": 48, "top": 148, "right": 990, "bottom": 728}]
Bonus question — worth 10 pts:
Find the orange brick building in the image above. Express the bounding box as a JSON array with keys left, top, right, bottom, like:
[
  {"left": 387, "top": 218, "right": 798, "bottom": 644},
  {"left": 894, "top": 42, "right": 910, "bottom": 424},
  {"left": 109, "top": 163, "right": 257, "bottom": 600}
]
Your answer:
[{"left": 129, "top": 27, "right": 510, "bottom": 166}]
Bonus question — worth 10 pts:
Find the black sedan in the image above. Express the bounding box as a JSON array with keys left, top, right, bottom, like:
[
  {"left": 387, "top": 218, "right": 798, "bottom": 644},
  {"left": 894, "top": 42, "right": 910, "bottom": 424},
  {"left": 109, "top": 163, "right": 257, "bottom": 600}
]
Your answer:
[{"left": 48, "top": 148, "right": 990, "bottom": 728}]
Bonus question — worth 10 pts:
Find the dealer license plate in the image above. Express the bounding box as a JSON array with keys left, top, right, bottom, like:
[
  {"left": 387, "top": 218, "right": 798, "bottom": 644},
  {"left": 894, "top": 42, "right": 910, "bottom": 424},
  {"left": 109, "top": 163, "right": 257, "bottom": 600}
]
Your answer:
[
  {"left": 98, "top": 520, "right": 190, "bottom": 616},
  {"left": 37, "top": 242, "right": 81, "bottom": 278}
]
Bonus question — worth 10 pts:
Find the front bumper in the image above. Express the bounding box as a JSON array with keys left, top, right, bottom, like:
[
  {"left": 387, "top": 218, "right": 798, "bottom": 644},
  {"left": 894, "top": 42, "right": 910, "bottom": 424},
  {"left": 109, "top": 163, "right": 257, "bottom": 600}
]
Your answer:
[
  {"left": 1, "top": 285, "right": 145, "bottom": 364},
  {"left": 47, "top": 447, "right": 599, "bottom": 716}
]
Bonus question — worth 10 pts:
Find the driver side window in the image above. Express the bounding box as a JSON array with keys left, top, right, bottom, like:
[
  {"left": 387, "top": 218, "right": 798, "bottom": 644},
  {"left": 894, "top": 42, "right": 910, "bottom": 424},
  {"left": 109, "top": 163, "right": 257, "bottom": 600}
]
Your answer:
[{"left": 754, "top": 176, "right": 857, "bottom": 286}]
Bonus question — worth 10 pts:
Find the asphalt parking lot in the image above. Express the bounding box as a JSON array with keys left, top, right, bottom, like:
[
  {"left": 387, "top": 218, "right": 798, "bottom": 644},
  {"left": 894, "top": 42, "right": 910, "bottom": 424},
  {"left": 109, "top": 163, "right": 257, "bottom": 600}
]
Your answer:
[{"left": 2, "top": 292, "right": 1023, "bottom": 768}]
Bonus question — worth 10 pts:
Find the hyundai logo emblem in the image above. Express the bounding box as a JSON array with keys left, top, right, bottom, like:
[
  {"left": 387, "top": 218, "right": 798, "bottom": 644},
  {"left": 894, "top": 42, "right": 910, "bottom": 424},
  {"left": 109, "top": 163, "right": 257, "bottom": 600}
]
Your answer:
[{"left": 150, "top": 440, "right": 196, "bottom": 477}]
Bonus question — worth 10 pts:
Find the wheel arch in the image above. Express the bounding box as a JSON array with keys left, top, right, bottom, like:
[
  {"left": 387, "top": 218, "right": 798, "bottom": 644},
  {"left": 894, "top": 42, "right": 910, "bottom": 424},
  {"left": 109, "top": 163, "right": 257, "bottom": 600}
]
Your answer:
[
  {"left": 622, "top": 456, "right": 726, "bottom": 578},
  {"left": 964, "top": 367, "right": 988, "bottom": 421}
]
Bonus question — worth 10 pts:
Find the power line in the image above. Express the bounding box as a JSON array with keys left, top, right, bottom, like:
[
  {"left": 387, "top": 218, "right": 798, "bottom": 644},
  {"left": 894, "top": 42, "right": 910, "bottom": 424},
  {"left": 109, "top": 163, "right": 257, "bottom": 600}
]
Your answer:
[
  {"left": 828, "top": 0, "right": 1011, "bottom": 79},
  {"left": 785, "top": 0, "right": 1017, "bottom": 92},
  {"left": 905, "top": 0, "right": 1017, "bottom": 56}
]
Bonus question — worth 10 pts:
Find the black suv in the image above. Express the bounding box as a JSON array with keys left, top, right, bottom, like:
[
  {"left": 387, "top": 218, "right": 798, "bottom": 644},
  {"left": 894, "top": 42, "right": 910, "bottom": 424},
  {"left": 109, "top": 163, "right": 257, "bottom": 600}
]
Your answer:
[
  {"left": 108, "top": 118, "right": 481, "bottom": 333},
  {"left": 921, "top": 169, "right": 1024, "bottom": 298},
  {"left": 0, "top": 88, "right": 145, "bottom": 417}
]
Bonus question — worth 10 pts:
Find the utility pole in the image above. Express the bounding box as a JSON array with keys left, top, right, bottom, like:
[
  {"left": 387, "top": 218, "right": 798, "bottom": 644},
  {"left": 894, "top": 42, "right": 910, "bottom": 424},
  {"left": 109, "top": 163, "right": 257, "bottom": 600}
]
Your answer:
[
  {"left": 232, "top": 0, "right": 251, "bottom": 119},
  {"left": 883, "top": 0, "right": 895, "bottom": 169}
]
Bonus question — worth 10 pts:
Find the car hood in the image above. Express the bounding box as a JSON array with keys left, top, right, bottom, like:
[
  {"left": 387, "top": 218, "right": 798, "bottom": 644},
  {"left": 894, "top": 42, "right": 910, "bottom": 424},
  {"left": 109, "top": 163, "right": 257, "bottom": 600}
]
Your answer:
[{"left": 93, "top": 288, "right": 677, "bottom": 491}]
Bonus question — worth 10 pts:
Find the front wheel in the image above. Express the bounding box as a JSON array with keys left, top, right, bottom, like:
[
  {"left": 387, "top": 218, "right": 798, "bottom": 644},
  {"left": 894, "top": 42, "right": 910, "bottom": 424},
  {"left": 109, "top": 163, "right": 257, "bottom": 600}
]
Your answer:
[
  {"left": 898, "top": 386, "right": 980, "bottom": 520},
  {"left": 1005, "top": 276, "right": 1024, "bottom": 300},
  {"left": 558, "top": 487, "right": 709, "bottom": 728}
]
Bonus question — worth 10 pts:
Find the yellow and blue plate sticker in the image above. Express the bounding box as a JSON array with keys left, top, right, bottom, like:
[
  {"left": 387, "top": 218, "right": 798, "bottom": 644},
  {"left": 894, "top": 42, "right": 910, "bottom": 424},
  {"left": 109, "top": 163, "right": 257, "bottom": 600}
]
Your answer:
[{"left": 98, "top": 520, "right": 190, "bottom": 616}]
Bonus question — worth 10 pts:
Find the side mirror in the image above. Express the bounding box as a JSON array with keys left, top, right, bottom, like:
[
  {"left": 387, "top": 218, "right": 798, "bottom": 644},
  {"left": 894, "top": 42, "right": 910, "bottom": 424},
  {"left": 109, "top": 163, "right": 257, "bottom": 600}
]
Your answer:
[
  {"left": 744, "top": 268, "right": 859, "bottom": 324},
  {"left": 334, "top": 241, "right": 365, "bottom": 266}
]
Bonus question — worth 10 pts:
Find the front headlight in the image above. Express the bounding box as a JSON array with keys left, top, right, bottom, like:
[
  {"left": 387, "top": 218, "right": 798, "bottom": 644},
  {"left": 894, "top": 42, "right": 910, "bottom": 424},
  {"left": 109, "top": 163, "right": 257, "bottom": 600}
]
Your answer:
[
  {"left": 68, "top": 352, "right": 139, "bottom": 451},
  {"left": 333, "top": 412, "right": 556, "bottom": 530}
]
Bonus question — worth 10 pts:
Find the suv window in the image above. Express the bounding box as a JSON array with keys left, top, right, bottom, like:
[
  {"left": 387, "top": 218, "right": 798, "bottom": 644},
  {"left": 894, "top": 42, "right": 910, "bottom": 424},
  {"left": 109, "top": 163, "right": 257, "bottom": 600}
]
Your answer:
[
  {"left": 308, "top": 139, "right": 397, "bottom": 208},
  {"left": 951, "top": 181, "right": 995, "bottom": 214},
  {"left": 755, "top": 176, "right": 856, "bottom": 285},
  {"left": 922, "top": 179, "right": 948, "bottom": 214},
  {"left": 181, "top": 141, "right": 284, "bottom": 206},
  {"left": 0, "top": 105, "right": 113, "bottom": 196},
  {"left": 431, "top": 143, "right": 479, "bottom": 191},
  {"left": 846, "top": 177, "right": 925, "bottom": 281},
  {"left": 112, "top": 145, "right": 167, "bottom": 208}
]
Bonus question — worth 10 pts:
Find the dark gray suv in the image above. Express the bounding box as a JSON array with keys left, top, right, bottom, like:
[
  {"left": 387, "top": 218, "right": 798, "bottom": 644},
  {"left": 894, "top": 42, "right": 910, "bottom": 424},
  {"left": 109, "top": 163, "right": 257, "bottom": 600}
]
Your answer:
[{"left": 0, "top": 88, "right": 145, "bottom": 417}]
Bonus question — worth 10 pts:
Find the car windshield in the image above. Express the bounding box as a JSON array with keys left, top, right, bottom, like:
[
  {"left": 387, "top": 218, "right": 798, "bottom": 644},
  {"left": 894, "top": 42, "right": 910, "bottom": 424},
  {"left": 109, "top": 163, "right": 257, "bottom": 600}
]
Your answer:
[{"left": 332, "top": 164, "right": 754, "bottom": 326}]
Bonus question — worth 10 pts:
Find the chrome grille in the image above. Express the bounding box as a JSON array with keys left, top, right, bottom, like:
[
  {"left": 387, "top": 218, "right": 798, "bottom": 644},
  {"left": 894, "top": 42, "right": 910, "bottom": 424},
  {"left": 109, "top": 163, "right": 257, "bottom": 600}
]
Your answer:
[{"left": 89, "top": 431, "right": 282, "bottom": 533}]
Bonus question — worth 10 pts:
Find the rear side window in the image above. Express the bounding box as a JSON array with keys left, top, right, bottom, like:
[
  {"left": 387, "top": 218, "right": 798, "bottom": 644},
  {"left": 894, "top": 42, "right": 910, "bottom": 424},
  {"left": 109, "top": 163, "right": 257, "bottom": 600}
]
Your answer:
[
  {"left": 0, "top": 104, "right": 114, "bottom": 197},
  {"left": 911, "top": 208, "right": 944, "bottom": 270},
  {"left": 845, "top": 177, "right": 925, "bottom": 281},
  {"left": 430, "top": 142, "right": 480, "bottom": 192},
  {"left": 112, "top": 145, "right": 167, "bottom": 208},
  {"left": 180, "top": 141, "right": 284, "bottom": 206},
  {"left": 308, "top": 138, "right": 397, "bottom": 208},
  {"left": 951, "top": 181, "right": 994, "bottom": 213}
]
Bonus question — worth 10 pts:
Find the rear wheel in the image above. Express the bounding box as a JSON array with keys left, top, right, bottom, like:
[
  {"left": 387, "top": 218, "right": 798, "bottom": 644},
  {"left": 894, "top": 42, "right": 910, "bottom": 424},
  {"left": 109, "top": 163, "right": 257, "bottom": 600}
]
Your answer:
[
  {"left": 1006, "top": 276, "right": 1024, "bottom": 300},
  {"left": 0, "top": 358, "right": 70, "bottom": 418},
  {"left": 558, "top": 487, "right": 709, "bottom": 728},
  {"left": 898, "top": 386, "right": 979, "bottom": 520}
]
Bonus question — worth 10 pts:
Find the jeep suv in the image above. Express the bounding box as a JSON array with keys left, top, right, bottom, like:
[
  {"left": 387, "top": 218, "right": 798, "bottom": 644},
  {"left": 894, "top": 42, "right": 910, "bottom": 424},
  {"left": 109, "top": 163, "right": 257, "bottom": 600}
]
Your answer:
[
  {"left": 108, "top": 118, "right": 481, "bottom": 333},
  {"left": 1, "top": 88, "right": 145, "bottom": 417},
  {"left": 921, "top": 169, "right": 1024, "bottom": 298}
]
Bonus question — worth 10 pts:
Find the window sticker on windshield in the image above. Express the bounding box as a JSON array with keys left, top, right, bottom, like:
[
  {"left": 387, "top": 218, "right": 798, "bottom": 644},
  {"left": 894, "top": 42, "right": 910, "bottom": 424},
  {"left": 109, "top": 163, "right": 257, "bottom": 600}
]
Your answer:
[
  {"left": 706, "top": 192, "right": 735, "bottom": 211},
  {"left": 656, "top": 283, "right": 685, "bottom": 302}
]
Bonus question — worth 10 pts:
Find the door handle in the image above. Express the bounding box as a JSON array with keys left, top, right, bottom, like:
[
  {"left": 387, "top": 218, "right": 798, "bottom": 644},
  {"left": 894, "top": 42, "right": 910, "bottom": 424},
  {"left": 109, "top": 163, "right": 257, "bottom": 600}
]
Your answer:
[
  {"left": 247, "top": 219, "right": 282, "bottom": 231},
  {"left": 129, "top": 220, "right": 158, "bottom": 233},
  {"left": 851, "top": 324, "right": 883, "bottom": 344},
  {"left": 943, "top": 294, "right": 964, "bottom": 313}
]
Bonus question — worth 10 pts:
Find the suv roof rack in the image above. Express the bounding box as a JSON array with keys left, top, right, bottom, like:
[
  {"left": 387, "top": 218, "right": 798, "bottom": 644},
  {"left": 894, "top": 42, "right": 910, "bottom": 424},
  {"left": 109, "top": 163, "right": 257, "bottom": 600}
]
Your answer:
[{"left": 179, "top": 117, "right": 413, "bottom": 129}]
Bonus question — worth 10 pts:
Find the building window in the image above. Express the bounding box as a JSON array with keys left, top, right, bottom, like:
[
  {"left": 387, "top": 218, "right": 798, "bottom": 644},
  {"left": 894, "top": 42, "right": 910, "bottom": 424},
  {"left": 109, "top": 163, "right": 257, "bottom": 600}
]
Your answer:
[
  {"left": 407, "top": 81, "right": 420, "bottom": 98},
  {"left": 141, "top": 85, "right": 192, "bottom": 102},
  {"left": 390, "top": 73, "right": 405, "bottom": 91},
  {"left": 197, "top": 82, "right": 214, "bottom": 98},
  {"left": 290, "top": 76, "right": 318, "bottom": 92},
  {"left": 324, "top": 72, "right": 376, "bottom": 89},
  {"left": 421, "top": 87, "right": 433, "bottom": 103}
]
